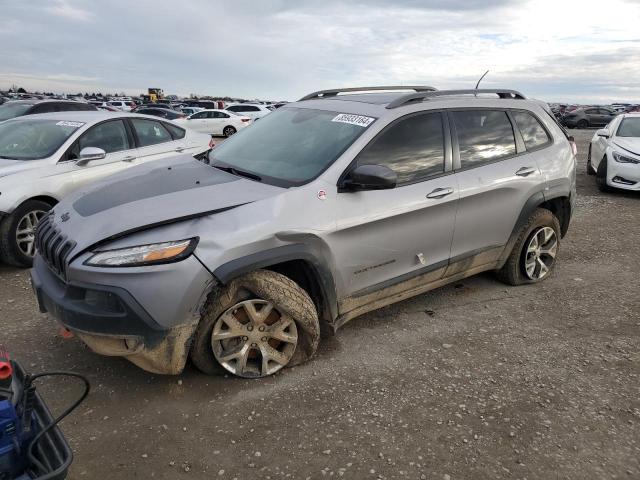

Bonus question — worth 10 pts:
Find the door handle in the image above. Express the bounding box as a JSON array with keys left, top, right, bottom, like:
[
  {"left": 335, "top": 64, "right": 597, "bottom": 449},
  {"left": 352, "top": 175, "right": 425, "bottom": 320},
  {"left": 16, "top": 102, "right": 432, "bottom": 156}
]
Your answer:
[
  {"left": 175, "top": 147, "right": 185, "bottom": 153},
  {"left": 515, "top": 166, "right": 536, "bottom": 177},
  {"left": 123, "top": 156, "right": 136, "bottom": 162},
  {"left": 426, "top": 187, "right": 454, "bottom": 199}
]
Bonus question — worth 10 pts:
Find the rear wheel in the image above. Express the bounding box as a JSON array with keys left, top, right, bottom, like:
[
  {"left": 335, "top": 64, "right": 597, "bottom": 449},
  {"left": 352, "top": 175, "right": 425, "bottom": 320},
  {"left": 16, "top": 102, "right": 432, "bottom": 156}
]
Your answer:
[
  {"left": 496, "top": 208, "right": 560, "bottom": 286},
  {"left": 0, "top": 200, "right": 51, "bottom": 268},
  {"left": 223, "top": 126, "right": 236, "bottom": 137},
  {"left": 191, "top": 270, "right": 320, "bottom": 378}
]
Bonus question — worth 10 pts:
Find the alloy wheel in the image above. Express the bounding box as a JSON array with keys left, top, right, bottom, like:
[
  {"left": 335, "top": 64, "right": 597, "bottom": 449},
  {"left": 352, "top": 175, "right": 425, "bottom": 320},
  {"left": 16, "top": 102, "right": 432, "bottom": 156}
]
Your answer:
[
  {"left": 211, "top": 299, "right": 298, "bottom": 378},
  {"left": 15, "top": 209, "right": 47, "bottom": 258},
  {"left": 523, "top": 226, "right": 557, "bottom": 280},
  {"left": 223, "top": 126, "right": 236, "bottom": 137}
]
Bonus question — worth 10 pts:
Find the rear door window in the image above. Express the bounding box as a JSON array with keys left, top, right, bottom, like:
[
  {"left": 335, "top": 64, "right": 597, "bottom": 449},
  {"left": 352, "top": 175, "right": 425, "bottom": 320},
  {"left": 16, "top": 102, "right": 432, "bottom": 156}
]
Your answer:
[
  {"left": 512, "top": 111, "right": 551, "bottom": 150},
  {"left": 452, "top": 110, "right": 517, "bottom": 169},
  {"left": 356, "top": 112, "right": 445, "bottom": 185},
  {"left": 131, "top": 118, "right": 173, "bottom": 147}
]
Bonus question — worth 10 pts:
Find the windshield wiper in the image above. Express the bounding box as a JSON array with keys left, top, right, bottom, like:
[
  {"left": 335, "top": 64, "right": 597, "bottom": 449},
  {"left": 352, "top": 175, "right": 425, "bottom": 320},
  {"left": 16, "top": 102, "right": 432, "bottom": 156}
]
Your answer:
[
  {"left": 212, "top": 164, "right": 262, "bottom": 182},
  {"left": 0, "top": 156, "right": 21, "bottom": 160}
]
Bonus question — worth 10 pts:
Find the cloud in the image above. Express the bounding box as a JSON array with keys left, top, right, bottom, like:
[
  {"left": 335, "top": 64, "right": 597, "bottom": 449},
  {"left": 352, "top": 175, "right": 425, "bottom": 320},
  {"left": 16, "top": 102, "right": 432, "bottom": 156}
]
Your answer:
[
  {"left": 1, "top": 0, "right": 639, "bottom": 102},
  {"left": 44, "top": 0, "right": 94, "bottom": 22}
]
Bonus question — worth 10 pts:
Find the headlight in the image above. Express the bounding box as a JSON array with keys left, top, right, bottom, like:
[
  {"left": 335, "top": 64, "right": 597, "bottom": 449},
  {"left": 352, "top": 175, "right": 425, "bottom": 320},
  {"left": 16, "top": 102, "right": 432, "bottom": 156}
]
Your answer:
[
  {"left": 85, "top": 238, "right": 198, "bottom": 267},
  {"left": 612, "top": 151, "right": 640, "bottom": 164}
]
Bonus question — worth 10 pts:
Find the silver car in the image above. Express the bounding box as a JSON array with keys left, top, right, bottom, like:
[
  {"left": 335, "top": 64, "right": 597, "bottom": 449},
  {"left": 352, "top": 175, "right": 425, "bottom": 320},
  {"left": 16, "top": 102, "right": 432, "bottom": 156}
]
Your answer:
[
  {"left": 0, "top": 111, "right": 213, "bottom": 266},
  {"left": 31, "top": 87, "right": 576, "bottom": 378}
]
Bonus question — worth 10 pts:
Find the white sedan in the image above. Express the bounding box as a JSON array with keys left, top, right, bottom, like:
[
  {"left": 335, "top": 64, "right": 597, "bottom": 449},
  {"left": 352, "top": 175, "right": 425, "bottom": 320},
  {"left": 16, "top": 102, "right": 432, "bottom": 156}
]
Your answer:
[
  {"left": 0, "top": 111, "right": 213, "bottom": 267},
  {"left": 588, "top": 113, "right": 640, "bottom": 192},
  {"left": 175, "top": 109, "right": 251, "bottom": 137}
]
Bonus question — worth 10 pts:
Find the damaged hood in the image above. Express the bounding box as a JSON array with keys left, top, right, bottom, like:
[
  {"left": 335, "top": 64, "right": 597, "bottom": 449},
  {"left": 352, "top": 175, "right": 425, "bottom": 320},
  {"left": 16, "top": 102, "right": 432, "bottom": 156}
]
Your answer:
[
  {"left": 51, "top": 155, "right": 284, "bottom": 255},
  {"left": 613, "top": 137, "right": 640, "bottom": 156}
]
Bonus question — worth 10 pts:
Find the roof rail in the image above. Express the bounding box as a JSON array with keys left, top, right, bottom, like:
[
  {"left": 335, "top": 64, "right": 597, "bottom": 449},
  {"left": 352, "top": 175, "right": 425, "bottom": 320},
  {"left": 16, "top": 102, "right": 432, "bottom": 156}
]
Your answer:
[
  {"left": 299, "top": 85, "right": 437, "bottom": 101},
  {"left": 386, "top": 89, "right": 526, "bottom": 109}
]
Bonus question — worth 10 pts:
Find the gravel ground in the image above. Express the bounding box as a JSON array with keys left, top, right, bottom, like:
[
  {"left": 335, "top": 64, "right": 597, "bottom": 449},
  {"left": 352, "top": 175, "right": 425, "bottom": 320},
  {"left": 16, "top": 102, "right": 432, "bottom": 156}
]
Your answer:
[{"left": 1, "top": 129, "right": 638, "bottom": 480}]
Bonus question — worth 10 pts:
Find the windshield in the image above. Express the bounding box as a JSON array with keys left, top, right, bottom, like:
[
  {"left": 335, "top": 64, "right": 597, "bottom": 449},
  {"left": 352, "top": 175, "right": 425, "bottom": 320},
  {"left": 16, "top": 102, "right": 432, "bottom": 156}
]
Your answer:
[
  {"left": 208, "top": 107, "right": 375, "bottom": 186},
  {"left": 617, "top": 117, "right": 640, "bottom": 137},
  {"left": 0, "top": 119, "right": 83, "bottom": 160},
  {"left": 0, "top": 103, "right": 34, "bottom": 121}
]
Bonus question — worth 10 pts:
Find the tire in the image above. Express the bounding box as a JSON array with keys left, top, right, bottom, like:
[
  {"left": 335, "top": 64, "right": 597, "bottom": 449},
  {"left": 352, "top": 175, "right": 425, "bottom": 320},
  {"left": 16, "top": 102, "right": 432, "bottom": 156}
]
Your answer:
[
  {"left": 596, "top": 156, "right": 613, "bottom": 192},
  {"left": 190, "top": 270, "right": 320, "bottom": 377},
  {"left": 577, "top": 119, "right": 588, "bottom": 129},
  {"left": 223, "top": 126, "right": 236, "bottom": 137},
  {"left": 0, "top": 200, "right": 51, "bottom": 268},
  {"left": 586, "top": 145, "right": 596, "bottom": 175},
  {"left": 496, "top": 208, "right": 561, "bottom": 286}
]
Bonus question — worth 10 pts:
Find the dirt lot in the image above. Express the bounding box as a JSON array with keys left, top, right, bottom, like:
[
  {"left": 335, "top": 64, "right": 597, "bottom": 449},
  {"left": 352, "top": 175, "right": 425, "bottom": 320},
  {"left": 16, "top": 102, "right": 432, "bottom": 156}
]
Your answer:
[{"left": 1, "top": 129, "right": 638, "bottom": 480}]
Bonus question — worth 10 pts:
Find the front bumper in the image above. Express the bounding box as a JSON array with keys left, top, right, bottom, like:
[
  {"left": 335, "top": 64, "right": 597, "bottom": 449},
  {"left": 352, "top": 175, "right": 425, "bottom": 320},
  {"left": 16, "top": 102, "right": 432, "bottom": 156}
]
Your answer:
[
  {"left": 31, "top": 254, "right": 215, "bottom": 374},
  {"left": 607, "top": 157, "right": 640, "bottom": 191}
]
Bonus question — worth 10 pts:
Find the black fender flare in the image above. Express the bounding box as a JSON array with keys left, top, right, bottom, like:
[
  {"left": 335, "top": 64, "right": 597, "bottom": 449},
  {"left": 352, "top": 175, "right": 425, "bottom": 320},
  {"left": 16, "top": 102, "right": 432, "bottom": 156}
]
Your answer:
[
  {"left": 497, "top": 191, "right": 546, "bottom": 268},
  {"left": 212, "top": 243, "right": 338, "bottom": 322},
  {"left": 497, "top": 190, "right": 572, "bottom": 268}
]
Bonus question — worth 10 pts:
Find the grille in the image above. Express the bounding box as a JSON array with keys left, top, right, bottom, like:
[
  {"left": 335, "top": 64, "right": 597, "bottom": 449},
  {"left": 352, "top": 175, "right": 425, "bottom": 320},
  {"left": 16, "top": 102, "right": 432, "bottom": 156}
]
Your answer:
[{"left": 35, "top": 213, "right": 76, "bottom": 279}]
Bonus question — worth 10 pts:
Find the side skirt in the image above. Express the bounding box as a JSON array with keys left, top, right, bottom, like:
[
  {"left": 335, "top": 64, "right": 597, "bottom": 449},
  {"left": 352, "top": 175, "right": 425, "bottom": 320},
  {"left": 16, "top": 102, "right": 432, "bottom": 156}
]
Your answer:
[{"left": 334, "top": 247, "right": 503, "bottom": 330}]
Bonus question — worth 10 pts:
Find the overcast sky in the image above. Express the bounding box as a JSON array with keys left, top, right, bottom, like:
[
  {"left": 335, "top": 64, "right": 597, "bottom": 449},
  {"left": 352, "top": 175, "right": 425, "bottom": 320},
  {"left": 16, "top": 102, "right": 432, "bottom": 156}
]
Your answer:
[{"left": 2, "top": 0, "right": 640, "bottom": 103}]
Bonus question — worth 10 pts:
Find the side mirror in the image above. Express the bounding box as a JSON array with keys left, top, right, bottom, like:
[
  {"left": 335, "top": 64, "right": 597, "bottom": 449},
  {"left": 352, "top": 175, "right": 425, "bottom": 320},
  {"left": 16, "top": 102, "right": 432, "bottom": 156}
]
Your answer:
[
  {"left": 341, "top": 164, "right": 397, "bottom": 192},
  {"left": 596, "top": 129, "right": 609, "bottom": 138},
  {"left": 76, "top": 147, "right": 106, "bottom": 165}
]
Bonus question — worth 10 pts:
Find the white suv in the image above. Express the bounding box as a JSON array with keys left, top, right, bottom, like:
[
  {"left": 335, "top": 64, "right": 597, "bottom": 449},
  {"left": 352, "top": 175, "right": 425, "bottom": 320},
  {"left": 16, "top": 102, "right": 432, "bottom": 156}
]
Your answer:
[{"left": 225, "top": 103, "right": 272, "bottom": 120}]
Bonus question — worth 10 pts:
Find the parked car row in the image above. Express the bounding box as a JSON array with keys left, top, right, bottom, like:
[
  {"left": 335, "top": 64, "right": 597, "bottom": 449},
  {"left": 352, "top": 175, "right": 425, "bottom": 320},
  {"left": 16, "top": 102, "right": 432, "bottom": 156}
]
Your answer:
[
  {"left": 550, "top": 102, "right": 640, "bottom": 128},
  {"left": 561, "top": 106, "right": 618, "bottom": 128}
]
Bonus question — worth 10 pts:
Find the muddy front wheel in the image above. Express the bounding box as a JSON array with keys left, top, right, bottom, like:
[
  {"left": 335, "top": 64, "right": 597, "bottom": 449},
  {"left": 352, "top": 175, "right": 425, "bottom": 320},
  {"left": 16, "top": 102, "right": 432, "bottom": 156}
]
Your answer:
[{"left": 191, "top": 270, "right": 320, "bottom": 378}]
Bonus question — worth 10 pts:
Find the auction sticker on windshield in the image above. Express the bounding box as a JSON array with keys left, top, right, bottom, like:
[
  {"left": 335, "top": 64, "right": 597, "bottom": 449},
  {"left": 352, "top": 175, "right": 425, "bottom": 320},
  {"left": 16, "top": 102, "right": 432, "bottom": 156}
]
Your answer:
[
  {"left": 56, "top": 121, "right": 85, "bottom": 128},
  {"left": 331, "top": 114, "right": 375, "bottom": 127}
]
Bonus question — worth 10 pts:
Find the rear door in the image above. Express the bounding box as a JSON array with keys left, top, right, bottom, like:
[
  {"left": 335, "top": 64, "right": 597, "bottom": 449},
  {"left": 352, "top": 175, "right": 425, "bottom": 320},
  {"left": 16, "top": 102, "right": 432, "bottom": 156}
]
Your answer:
[
  {"left": 584, "top": 108, "right": 599, "bottom": 126},
  {"left": 448, "top": 109, "right": 543, "bottom": 273},
  {"left": 598, "top": 108, "right": 616, "bottom": 126},
  {"left": 65, "top": 119, "right": 138, "bottom": 188},
  {"left": 330, "top": 111, "right": 458, "bottom": 297},
  {"left": 129, "top": 118, "right": 181, "bottom": 163},
  {"left": 185, "top": 111, "right": 210, "bottom": 133}
]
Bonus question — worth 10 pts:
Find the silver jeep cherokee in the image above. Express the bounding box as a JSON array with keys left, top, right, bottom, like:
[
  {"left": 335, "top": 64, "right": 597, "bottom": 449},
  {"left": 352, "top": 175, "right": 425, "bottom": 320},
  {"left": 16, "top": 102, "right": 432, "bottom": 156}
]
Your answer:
[{"left": 31, "top": 87, "right": 577, "bottom": 378}]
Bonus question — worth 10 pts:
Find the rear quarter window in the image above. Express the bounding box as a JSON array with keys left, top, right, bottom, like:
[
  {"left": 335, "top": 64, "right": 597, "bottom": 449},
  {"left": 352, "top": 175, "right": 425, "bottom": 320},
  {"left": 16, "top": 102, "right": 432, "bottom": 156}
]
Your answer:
[
  {"left": 164, "top": 122, "right": 186, "bottom": 139},
  {"left": 512, "top": 111, "right": 551, "bottom": 150}
]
